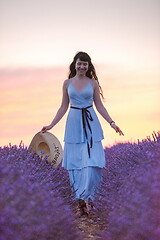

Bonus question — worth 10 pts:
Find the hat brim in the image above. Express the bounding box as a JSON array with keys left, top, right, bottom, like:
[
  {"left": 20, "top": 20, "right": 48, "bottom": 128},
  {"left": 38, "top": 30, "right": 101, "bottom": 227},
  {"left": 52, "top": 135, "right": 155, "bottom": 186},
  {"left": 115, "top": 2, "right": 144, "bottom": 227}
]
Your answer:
[{"left": 29, "top": 131, "right": 63, "bottom": 168}]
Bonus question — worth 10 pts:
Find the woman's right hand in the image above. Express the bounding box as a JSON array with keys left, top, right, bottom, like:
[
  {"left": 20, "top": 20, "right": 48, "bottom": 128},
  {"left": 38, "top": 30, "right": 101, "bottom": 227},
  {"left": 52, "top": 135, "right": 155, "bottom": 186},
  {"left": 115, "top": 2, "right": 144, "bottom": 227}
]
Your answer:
[{"left": 41, "top": 125, "right": 52, "bottom": 133}]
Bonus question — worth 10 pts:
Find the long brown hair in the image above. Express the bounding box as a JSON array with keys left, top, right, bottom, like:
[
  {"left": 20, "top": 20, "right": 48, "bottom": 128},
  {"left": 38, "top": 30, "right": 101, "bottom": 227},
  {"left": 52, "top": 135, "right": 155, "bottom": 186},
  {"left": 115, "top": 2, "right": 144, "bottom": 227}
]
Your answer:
[{"left": 68, "top": 51, "right": 104, "bottom": 99}]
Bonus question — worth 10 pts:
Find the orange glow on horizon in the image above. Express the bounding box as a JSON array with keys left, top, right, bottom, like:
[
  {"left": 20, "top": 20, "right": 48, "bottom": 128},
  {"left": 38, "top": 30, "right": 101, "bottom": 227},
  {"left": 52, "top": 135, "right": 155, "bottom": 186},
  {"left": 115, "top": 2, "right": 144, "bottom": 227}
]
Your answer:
[{"left": 0, "top": 66, "right": 159, "bottom": 148}]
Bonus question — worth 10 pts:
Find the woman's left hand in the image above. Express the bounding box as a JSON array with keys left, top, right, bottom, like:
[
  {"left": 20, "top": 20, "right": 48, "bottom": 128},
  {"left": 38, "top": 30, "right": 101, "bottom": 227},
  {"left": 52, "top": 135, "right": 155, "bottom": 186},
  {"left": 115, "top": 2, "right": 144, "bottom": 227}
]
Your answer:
[{"left": 111, "top": 123, "right": 124, "bottom": 136}]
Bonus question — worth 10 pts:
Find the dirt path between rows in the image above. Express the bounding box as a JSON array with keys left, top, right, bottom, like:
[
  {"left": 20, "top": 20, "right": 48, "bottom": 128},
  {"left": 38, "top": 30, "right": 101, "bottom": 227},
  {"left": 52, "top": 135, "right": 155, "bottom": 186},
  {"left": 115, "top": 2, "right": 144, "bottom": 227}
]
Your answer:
[{"left": 75, "top": 206, "right": 105, "bottom": 240}]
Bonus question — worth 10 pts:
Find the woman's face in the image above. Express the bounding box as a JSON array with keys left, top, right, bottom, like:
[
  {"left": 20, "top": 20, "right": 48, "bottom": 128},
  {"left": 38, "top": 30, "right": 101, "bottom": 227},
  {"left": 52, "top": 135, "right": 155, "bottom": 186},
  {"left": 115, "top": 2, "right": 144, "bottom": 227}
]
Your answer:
[{"left": 75, "top": 58, "right": 89, "bottom": 76}]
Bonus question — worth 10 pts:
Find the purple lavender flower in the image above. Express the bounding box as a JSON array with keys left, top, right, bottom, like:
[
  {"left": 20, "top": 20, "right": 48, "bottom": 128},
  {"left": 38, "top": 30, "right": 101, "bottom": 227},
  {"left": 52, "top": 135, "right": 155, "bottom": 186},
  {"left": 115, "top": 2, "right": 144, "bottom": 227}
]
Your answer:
[
  {"left": 0, "top": 143, "right": 83, "bottom": 240},
  {"left": 93, "top": 131, "right": 160, "bottom": 240}
]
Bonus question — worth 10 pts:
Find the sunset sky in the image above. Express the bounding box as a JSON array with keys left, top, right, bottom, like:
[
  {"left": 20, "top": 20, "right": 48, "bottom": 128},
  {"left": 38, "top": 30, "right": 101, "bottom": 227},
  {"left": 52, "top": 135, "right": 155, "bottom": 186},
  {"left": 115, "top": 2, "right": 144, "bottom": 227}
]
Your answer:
[{"left": 0, "top": 0, "right": 160, "bottom": 148}]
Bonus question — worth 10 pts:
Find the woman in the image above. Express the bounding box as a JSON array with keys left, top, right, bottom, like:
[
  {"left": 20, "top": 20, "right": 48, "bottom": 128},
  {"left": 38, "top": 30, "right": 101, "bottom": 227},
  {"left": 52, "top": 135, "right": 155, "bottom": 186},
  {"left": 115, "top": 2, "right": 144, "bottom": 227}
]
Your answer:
[{"left": 41, "top": 51, "right": 124, "bottom": 216}]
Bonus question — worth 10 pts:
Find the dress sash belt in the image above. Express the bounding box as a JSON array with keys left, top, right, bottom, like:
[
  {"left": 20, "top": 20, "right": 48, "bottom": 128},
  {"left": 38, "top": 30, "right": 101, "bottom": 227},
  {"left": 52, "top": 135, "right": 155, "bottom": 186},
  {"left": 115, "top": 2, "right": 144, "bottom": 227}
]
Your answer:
[{"left": 70, "top": 105, "right": 93, "bottom": 158}]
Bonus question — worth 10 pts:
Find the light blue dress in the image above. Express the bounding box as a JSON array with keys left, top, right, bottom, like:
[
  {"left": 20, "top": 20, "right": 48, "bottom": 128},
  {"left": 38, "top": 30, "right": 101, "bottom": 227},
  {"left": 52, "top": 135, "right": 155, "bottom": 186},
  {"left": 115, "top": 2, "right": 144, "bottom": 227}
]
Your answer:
[{"left": 62, "top": 79, "right": 106, "bottom": 201}]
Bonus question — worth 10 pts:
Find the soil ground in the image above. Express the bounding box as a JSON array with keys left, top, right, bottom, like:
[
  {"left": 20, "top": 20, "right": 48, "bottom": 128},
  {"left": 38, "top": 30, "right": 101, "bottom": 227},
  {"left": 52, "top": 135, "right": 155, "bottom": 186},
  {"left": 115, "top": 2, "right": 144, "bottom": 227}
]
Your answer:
[{"left": 75, "top": 204, "right": 106, "bottom": 240}]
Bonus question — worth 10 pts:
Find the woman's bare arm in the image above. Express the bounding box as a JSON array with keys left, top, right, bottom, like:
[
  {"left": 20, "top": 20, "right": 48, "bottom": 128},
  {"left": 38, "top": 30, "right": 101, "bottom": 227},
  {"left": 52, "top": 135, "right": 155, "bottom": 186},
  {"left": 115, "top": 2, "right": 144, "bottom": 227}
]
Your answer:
[
  {"left": 93, "top": 80, "right": 124, "bottom": 136},
  {"left": 41, "top": 79, "right": 69, "bottom": 132}
]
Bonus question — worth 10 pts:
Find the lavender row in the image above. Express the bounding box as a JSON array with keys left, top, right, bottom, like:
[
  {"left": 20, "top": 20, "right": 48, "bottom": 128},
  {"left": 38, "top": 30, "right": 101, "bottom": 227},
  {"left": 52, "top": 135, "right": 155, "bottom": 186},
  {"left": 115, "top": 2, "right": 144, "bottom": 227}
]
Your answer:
[
  {"left": 0, "top": 144, "right": 83, "bottom": 240},
  {"left": 93, "top": 131, "right": 160, "bottom": 240}
]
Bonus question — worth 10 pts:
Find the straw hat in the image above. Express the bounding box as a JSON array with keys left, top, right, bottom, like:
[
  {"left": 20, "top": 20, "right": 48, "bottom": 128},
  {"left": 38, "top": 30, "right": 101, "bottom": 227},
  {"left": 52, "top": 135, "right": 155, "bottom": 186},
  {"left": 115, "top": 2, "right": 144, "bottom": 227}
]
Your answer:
[{"left": 29, "top": 131, "right": 63, "bottom": 168}]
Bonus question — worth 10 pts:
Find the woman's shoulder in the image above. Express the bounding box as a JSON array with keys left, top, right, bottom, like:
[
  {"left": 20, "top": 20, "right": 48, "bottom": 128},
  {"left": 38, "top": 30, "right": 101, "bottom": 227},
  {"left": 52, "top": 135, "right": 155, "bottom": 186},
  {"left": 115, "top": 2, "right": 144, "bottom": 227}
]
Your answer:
[
  {"left": 63, "top": 79, "right": 71, "bottom": 88},
  {"left": 89, "top": 78, "right": 98, "bottom": 89}
]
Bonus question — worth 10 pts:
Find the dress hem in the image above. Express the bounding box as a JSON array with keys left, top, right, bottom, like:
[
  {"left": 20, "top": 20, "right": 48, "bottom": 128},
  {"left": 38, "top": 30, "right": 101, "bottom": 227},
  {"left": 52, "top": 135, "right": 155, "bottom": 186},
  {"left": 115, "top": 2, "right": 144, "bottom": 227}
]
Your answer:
[
  {"left": 62, "top": 165, "right": 105, "bottom": 171},
  {"left": 63, "top": 137, "right": 104, "bottom": 143}
]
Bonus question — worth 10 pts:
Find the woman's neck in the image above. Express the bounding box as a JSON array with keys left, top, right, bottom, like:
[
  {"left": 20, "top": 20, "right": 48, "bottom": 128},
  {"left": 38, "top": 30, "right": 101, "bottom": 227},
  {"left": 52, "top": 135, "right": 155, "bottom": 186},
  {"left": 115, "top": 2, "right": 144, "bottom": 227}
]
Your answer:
[{"left": 75, "top": 74, "right": 87, "bottom": 81}]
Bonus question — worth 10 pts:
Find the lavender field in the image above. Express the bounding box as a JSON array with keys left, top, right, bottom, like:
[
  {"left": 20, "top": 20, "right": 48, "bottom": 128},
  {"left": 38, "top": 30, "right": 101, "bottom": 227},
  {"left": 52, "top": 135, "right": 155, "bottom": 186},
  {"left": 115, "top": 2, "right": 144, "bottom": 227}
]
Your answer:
[{"left": 0, "top": 131, "right": 160, "bottom": 240}]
